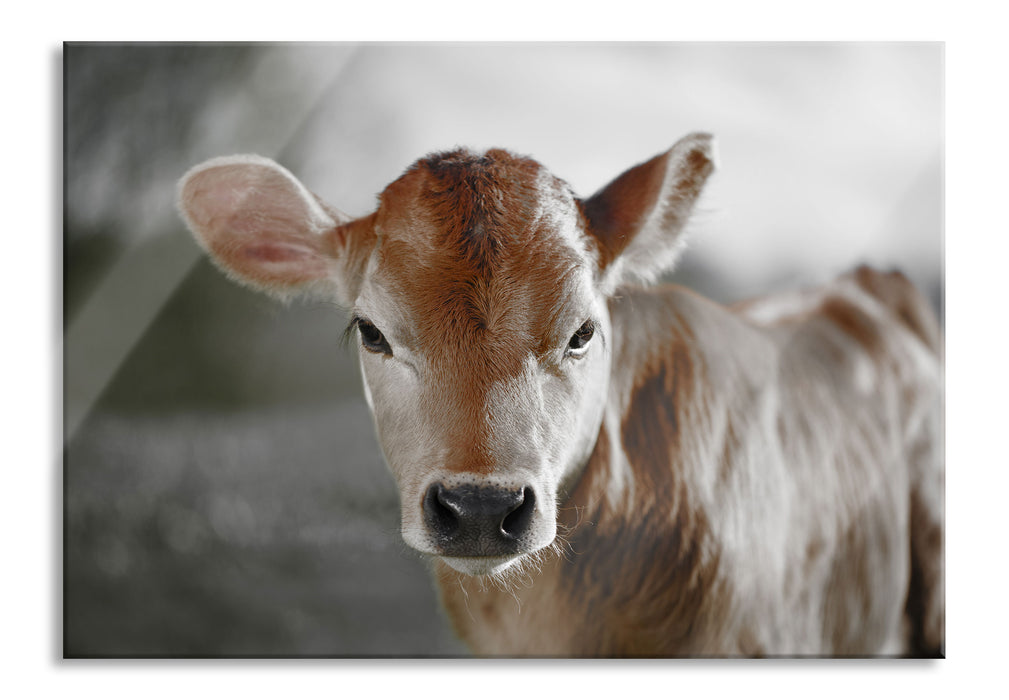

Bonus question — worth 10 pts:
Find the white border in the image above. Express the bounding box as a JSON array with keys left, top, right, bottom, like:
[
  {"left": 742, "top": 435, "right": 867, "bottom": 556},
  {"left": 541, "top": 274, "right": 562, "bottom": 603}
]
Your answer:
[{"left": 9, "top": 1, "right": 1007, "bottom": 697}]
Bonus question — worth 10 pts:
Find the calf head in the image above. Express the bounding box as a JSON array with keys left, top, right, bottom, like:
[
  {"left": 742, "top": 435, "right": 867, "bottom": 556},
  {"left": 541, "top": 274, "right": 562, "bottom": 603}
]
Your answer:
[{"left": 177, "top": 133, "right": 716, "bottom": 576}]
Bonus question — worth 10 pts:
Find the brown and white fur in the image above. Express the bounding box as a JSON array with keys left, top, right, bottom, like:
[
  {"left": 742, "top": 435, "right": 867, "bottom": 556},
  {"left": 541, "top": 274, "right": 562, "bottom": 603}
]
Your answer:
[{"left": 177, "top": 133, "right": 944, "bottom": 657}]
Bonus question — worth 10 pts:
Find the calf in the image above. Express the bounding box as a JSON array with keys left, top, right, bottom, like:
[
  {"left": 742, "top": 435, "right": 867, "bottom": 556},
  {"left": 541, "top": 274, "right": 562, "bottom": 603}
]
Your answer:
[{"left": 177, "top": 133, "right": 944, "bottom": 656}]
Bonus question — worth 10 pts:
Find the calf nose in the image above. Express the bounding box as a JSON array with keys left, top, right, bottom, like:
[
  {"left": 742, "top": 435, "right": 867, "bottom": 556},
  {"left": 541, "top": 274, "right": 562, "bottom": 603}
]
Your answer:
[{"left": 423, "top": 483, "right": 536, "bottom": 556}]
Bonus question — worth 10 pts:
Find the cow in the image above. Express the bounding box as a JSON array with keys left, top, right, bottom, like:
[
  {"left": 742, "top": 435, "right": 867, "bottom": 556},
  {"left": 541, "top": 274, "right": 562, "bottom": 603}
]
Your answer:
[{"left": 176, "top": 133, "right": 944, "bottom": 657}]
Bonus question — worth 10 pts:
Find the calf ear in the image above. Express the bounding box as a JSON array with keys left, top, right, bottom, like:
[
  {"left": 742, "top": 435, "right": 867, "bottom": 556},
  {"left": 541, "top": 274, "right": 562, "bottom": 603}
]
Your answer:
[
  {"left": 177, "top": 155, "right": 370, "bottom": 305},
  {"left": 582, "top": 132, "right": 716, "bottom": 292}
]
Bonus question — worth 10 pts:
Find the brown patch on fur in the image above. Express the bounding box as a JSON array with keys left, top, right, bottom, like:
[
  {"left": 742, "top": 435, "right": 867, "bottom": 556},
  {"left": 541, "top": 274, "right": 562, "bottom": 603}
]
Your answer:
[
  {"left": 820, "top": 296, "right": 884, "bottom": 355},
  {"left": 479, "top": 599, "right": 501, "bottom": 625},
  {"left": 582, "top": 150, "right": 668, "bottom": 268},
  {"left": 581, "top": 138, "right": 715, "bottom": 273},
  {"left": 852, "top": 265, "right": 941, "bottom": 356},
  {"left": 434, "top": 565, "right": 473, "bottom": 641},
  {"left": 803, "top": 537, "right": 826, "bottom": 577},
  {"left": 905, "top": 488, "right": 945, "bottom": 657},
  {"left": 554, "top": 329, "right": 724, "bottom": 656},
  {"left": 415, "top": 149, "right": 537, "bottom": 269},
  {"left": 372, "top": 149, "right": 586, "bottom": 473}
]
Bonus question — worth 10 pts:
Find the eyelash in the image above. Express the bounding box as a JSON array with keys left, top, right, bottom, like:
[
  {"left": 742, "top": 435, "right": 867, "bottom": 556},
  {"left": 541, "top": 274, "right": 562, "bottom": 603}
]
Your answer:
[{"left": 350, "top": 316, "right": 392, "bottom": 355}]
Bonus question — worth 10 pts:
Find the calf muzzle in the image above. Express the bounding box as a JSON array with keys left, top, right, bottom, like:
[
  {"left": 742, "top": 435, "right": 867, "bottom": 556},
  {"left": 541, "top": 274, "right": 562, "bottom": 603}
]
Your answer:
[{"left": 422, "top": 482, "right": 536, "bottom": 556}]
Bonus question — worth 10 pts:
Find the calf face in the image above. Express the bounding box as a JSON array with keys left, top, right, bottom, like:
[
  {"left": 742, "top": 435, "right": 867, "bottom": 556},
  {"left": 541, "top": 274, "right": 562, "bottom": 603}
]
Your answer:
[{"left": 177, "top": 133, "right": 716, "bottom": 576}]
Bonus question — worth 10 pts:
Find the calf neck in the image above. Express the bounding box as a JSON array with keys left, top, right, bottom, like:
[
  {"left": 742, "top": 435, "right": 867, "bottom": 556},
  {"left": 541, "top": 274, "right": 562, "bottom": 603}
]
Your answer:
[{"left": 177, "top": 134, "right": 944, "bottom": 656}]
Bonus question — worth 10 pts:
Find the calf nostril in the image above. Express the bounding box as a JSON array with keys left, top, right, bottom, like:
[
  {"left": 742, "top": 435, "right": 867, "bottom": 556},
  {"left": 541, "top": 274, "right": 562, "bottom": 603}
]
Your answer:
[
  {"left": 500, "top": 486, "right": 536, "bottom": 539},
  {"left": 423, "top": 483, "right": 459, "bottom": 538}
]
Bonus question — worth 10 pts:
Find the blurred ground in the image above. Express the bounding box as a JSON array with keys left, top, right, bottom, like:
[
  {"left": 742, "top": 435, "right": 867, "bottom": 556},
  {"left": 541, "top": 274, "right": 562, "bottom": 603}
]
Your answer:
[
  {"left": 65, "top": 402, "right": 465, "bottom": 656},
  {"left": 63, "top": 43, "right": 942, "bottom": 657}
]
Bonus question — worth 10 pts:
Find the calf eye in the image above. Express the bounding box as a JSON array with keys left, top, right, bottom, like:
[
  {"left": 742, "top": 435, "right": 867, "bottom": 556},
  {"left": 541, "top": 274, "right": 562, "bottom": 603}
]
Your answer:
[
  {"left": 355, "top": 317, "right": 392, "bottom": 355},
  {"left": 566, "top": 320, "right": 595, "bottom": 358}
]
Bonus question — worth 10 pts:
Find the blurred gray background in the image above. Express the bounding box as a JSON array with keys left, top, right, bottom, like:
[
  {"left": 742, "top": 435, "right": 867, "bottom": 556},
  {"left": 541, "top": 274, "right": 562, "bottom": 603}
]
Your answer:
[{"left": 63, "top": 42, "right": 942, "bottom": 657}]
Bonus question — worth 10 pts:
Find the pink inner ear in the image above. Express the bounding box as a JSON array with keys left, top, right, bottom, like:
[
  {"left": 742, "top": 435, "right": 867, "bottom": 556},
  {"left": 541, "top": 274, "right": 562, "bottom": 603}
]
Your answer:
[
  {"left": 209, "top": 239, "right": 330, "bottom": 287},
  {"left": 242, "top": 241, "right": 319, "bottom": 264}
]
